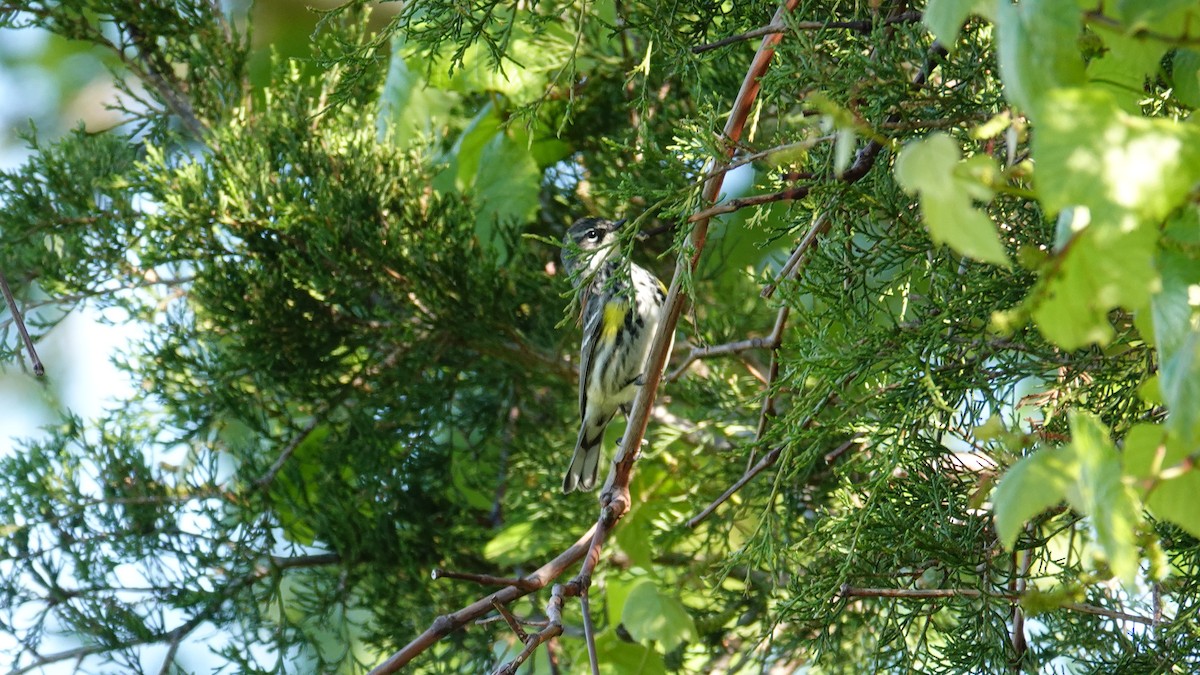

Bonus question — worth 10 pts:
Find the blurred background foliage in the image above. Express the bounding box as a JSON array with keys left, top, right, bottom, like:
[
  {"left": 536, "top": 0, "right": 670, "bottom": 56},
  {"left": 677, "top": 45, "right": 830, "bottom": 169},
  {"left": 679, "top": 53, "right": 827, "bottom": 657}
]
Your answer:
[{"left": 1, "top": 0, "right": 1199, "bottom": 673}]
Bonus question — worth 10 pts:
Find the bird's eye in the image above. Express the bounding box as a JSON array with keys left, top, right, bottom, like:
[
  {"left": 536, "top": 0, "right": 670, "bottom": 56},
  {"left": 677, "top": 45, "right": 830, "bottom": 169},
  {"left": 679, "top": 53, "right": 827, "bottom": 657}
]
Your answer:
[{"left": 585, "top": 229, "right": 600, "bottom": 240}]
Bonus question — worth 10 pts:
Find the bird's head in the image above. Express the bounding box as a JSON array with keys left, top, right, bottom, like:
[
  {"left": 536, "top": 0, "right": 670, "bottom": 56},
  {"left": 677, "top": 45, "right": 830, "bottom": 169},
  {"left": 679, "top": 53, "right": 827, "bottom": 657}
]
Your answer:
[{"left": 561, "top": 217, "right": 626, "bottom": 278}]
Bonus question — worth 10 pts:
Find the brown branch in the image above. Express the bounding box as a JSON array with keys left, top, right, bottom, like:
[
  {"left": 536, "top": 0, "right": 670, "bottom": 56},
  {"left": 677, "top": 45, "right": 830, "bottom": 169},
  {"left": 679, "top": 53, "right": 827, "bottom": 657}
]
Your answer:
[
  {"left": 838, "top": 585, "right": 1158, "bottom": 626},
  {"left": 666, "top": 335, "right": 775, "bottom": 382},
  {"left": 688, "top": 184, "right": 810, "bottom": 223},
  {"left": 607, "top": 0, "right": 800, "bottom": 521},
  {"left": 368, "top": 525, "right": 597, "bottom": 673},
  {"left": 761, "top": 209, "right": 833, "bottom": 298},
  {"left": 752, "top": 305, "right": 791, "bottom": 445},
  {"left": 492, "top": 584, "right": 569, "bottom": 675},
  {"left": 687, "top": 445, "right": 783, "bottom": 528},
  {"left": 372, "top": 3, "right": 801, "bottom": 671},
  {"left": 490, "top": 598, "right": 529, "bottom": 642},
  {"left": 433, "top": 568, "right": 536, "bottom": 591},
  {"left": 0, "top": 269, "right": 44, "bottom": 377}
]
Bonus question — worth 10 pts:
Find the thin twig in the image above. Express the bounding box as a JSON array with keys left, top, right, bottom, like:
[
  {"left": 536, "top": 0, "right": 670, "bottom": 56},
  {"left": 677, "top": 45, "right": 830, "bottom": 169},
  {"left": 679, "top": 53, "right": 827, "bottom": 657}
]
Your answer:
[
  {"left": 761, "top": 209, "right": 833, "bottom": 298},
  {"left": 254, "top": 415, "right": 322, "bottom": 488},
  {"left": 823, "top": 436, "right": 859, "bottom": 463},
  {"left": 492, "top": 585, "right": 569, "bottom": 675},
  {"left": 691, "top": 11, "right": 924, "bottom": 53},
  {"left": 666, "top": 336, "right": 775, "bottom": 382},
  {"left": 475, "top": 615, "right": 550, "bottom": 628},
  {"left": 687, "top": 446, "right": 783, "bottom": 528},
  {"left": 688, "top": 184, "right": 810, "bottom": 223},
  {"left": 0, "top": 269, "right": 44, "bottom": 377},
  {"left": 1009, "top": 538, "right": 1032, "bottom": 670},
  {"left": 256, "top": 347, "right": 406, "bottom": 488},
  {"left": 730, "top": 38, "right": 938, "bottom": 234},
  {"left": 689, "top": 375, "right": 854, "bottom": 529},
  {"left": 580, "top": 588, "right": 600, "bottom": 675},
  {"left": 491, "top": 598, "right": 529, "bottom": 642},
  {"left": 10, "top": 551, "right": 329, "bottom": 675},
  {"left": 752, "top": 305, "right": 791, "bottom": 446},
  {"left": 640, "top": 137, "right": 834, "bottom": 238}
]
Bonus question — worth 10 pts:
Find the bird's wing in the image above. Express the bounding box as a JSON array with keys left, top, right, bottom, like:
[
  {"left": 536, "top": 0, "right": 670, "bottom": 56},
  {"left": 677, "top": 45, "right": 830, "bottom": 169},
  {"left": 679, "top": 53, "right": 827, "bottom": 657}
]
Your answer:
[{"left": 578, "top": 291, "right": 605, "bottom": 417}]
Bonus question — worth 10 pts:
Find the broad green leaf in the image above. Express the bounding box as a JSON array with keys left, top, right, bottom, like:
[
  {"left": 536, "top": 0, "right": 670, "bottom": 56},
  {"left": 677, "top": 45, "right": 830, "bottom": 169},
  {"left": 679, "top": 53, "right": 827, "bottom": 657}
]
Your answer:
[
  {"left": 271, "top": 424, "right": 333, "bottom": 546},
  {"left": 1036, "top": 89, "right": 1200, "bottom": 223},
  {"left": 451, "top": 103, "right": 503, "bottom": 190},
  {"left": 450, "top": 451, "right": 494, "bottom": 511},
  {"left": 1152, "top": 248, "right": 1200, "bottom": 445},
  {"left": 1066, "top": 412, "right": 1140, "bottom": 586},
  {"left": 605, "top": 573, "right": 641, "bottom": 627},
  {"left": 834, "top": 127, "right": 855, "bottom": 177},
  {"left": 1124, "top": 423, "right": 1200, "bottom": 540},
  {"left": 472, "top": 131, "right": 541, "bottom": 263},
  {"left": 1172, "top": 50, "right": 1200, "bottom": 108},
  {"left": 376, "top": 43, "right": 460, "bottom": 145},
  {"left": 1086, "top": 26, "right": 1168, "bottom": 113},
  {"left": 615, "top": 502, "right": 656, "bottom": 568},
  {"left": 894, "top": 133, "right": 1010, "bottom": 266},
  {"left": 483, "top": 521, "right": 536, "bottom": 565},
  {"left": 994, "top": 412, "right": 1142, "bottom": 585},
  {"left": 994, "top": 0, "right": 1085, "bottom": 118},
  {"left": 425, "top": 24, "right": 575, "bottom": 105},
  {"left": 923, "top": 0, "right": 987, "bottom": 49},
  {"left": 1030, "top": 89, "right": 1200, "bottom": 348},
  {"left": 1113, "top": 0, "right": 1200, "bottom": 36},
  {"left": 1165, "top": 204, "right": 1200, "bottom": 244},
  {"left": 594, "top": 630, "right": 667, "bottom": 675},
  {"left": 993, "top": 445, "right": 1072, "bottom": 549},
  {"left": 621, "top": 578, "right": 699, "bottom": 652},
  {"left": 1031, "top": 221, "right": 1158, "bottom": 347}
]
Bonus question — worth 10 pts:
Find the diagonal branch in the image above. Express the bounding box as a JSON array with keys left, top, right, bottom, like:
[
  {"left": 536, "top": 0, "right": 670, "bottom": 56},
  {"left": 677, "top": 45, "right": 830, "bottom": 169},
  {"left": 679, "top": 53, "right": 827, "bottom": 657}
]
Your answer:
[
  {"left": 368, "top": 525, "right": 597, "bottom": 673},
  {"left": 369, "top": 3, "right": 802, "bottom": 671},
  {"left": 607, "top": 0, "right": 803, "bottom": 501},
  {"left": 691, "top": 11, "right": 924, "bottom": 53},
  {"left": 0, "top": 269, "right": 44, "bottom": 377}
]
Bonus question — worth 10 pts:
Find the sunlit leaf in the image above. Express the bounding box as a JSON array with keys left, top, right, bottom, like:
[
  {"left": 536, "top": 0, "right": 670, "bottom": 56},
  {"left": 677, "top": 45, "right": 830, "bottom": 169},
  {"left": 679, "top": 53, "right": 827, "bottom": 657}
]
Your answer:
[
  {"left": 621, "top": 578, "right": 699, "bottom": 652},
  {"left": 894, "top": 133, "right": 1010, "bottom": 266}
]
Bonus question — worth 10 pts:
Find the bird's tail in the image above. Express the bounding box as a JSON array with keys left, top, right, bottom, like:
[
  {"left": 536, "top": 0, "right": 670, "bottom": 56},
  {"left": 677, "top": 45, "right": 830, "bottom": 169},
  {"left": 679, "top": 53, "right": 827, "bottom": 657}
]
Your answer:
[{"left": 562, "top": 424, "right": 604, "bottom": 493}]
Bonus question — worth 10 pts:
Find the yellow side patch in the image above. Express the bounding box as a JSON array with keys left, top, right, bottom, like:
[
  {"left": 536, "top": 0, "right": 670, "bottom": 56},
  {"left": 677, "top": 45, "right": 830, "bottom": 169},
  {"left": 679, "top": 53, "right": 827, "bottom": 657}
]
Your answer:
[{"left": 602, "top": 302, "right": 627, "bottom": 342}]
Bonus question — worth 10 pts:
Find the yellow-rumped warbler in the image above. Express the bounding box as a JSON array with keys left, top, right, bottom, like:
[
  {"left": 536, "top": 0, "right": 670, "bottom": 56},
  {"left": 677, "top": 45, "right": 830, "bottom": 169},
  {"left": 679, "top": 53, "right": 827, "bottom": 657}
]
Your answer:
[{"left": 560, "top": 217, "right": 669, "bottom": 493}]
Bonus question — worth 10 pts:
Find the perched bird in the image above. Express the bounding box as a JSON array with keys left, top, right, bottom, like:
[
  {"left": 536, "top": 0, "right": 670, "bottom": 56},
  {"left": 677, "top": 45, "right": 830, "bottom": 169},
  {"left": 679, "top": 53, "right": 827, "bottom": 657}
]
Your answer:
[{"left": 560, "top": 217, "right": 668, "bottom": 493}]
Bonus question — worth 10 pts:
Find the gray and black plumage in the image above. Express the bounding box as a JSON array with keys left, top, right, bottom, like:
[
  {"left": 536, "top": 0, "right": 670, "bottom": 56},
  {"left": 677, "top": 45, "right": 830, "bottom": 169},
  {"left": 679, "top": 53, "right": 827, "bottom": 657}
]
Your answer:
[{"left": 560, "top": 217, "right": 669, "bottom": 493}]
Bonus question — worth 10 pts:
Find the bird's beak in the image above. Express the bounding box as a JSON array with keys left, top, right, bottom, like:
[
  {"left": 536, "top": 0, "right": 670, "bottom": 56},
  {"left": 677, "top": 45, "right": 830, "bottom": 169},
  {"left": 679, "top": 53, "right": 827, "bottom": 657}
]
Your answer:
[{"left": 612, "top": 218, "right": 628, "bottom": 231}]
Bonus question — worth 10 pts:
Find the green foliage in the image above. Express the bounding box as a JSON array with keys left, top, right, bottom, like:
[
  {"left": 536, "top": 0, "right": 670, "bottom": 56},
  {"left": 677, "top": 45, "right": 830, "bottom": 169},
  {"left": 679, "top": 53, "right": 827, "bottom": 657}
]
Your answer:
[
  {"left": 3, "top": 0, "right": 1200, "bottom": 673},
  {"left": 894, "top": 132, "right": 1009, "bottom": 266},
  {"left": 993, "top": 411, "right": 1142, "bottom": 586}
]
